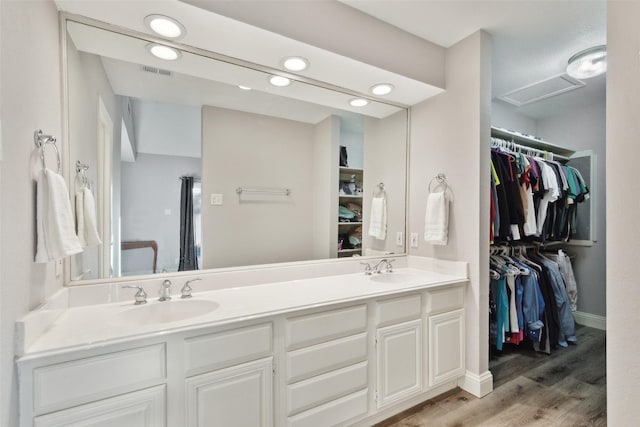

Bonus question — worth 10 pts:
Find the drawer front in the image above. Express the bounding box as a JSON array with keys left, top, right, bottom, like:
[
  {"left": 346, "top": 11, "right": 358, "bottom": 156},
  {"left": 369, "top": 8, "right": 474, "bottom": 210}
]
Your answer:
[
  {"left": 425, "top": 286, "right": 465, "bottom": 314},
  {"left": 286, "top": 333, "right": 367, "bottom": 384},
  {"left": 287, "top": 361, "right": 368, "bottom": 416},
  {"left": 33, "top": 344, "right": 166, "bottom": 414},
  {"left": 184, "top": 323, "right": 272, "bottom": 376},
  {"left": 34, "top": 385, "right": 165, "bottom": 427},
  {"left": 376, "top": 294, "right": 422, "bottom": 326},
  {"left": 285, "top": 305, "right": 367, "bottom": 349},
  {"left": 287, "top": 389, "right": 368, "bottom": 427}
]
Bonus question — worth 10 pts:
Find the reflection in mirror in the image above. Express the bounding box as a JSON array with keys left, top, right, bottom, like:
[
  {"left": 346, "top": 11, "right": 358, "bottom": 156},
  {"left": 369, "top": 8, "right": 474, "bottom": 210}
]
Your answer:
[{"left": 65, "top": 18, "right": 408, "bottom": 282}]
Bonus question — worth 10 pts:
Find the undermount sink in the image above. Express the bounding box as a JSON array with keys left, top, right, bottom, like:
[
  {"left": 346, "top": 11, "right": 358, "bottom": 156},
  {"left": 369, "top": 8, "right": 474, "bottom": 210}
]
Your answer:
[
  {"left": 369, "top": 272, "right": 418, "bottom": 283},
  {"left": 118, "top": 299, "right": 219, "bottom": 325}
]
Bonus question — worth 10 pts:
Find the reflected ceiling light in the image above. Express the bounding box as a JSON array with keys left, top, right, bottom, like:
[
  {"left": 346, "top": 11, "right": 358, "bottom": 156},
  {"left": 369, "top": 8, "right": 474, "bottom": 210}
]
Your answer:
[
  {"left": 238, "top": 85, "right": 252, "bottom": 90},
  {"left": 269, "top": 75, "right": 291, "bottom": 87},
  {"left": 370, "top": 83, "right": 394, "bottom": 96},
  {"left": 349, "top": 98, "right": 368, "bottom": 107},
  {"left": 144, "top": 14, "right": 185, "bottom": 39},
  {"left": 282, "top": 56, "right": 309, "bottom": 72},
  {"left": 566, "top": 45, "right": 607, "bottom": 79},
  {"left": 147, "top": 43, "right": 181, "bottom": 61}
]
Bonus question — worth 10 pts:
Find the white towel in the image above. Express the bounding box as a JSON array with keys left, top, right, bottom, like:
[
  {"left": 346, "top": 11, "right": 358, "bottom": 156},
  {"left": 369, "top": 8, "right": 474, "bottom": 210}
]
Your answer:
[
  {"left": 368, "top": 197, "right": 387, "bottom": 240},
  {"left": 36, "top": 168, "right": 83, "bottom": 263},
  {"left": 424, "top": 191, "right": 449, "bottom": 245},
  {"left": 76, "top": 187, "right": 102, "bottom": 247}
]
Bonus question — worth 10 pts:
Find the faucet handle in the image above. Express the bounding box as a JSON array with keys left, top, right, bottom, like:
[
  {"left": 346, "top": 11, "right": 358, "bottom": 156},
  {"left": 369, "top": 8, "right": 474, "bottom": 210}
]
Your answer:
[
  {"left": 159, "top": 279, "right": 172, "bottom": 301},
  {"left": 385, "top": 259, "right": 395, "bottom": 273},
  {"left": 360, "top": 262, "right": 373, "bottom": 276},
  {"left": 122, "top": 285, "right": 147, "bottom": 305},
  {"left": 181, "top": 278, "right": 202, "bottom": 299}
]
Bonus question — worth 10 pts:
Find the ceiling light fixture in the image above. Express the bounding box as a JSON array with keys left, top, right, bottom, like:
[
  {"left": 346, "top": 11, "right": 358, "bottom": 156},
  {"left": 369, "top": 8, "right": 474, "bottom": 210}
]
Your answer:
[
  {"left": 370, "top": 83, "right": 394, "bottom": 96},
  {"left": 349, "top": 98, "right": 368, "bottom": 107},
  {"left": 144, "top": 14, "right": 185, "bottom": 39},
  {"left": 147, "top": 43, "right": 181, "bottom": 61},
  {"left": 566, "top": 45, "right": 607, "bottom": 79},
  {"left": 282, "top": 56, "right": 309, "bottom": 72},
  {"left": 269, "top": 75, "right": 291, "bottom": 87},
  {"left": 238, "top": 85, "right": 252, "bottom": 91}
]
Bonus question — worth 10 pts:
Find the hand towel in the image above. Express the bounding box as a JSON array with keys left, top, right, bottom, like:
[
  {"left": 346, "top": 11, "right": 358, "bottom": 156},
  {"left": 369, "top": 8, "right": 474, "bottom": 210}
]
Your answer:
[
  {"left": 424, "top": 191, "right": 449, "bottom": 245},
  {"left": 36, "top": 168, "right": 83, "bottom": 263},
  {"left": 368, "top": 197, "right": 387, "bottom": 240},
  {"left": 76, "top": 187, "right": 102, "bottom": 247}
]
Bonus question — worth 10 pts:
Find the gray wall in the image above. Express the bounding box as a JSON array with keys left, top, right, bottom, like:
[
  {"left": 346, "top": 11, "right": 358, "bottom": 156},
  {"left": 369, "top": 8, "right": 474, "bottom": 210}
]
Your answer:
[
  {"left": 120, "top": 153, "right": 201, "bottom": 275},
  {"left": 201, "top": 106, "right": 315, "bottom": 268}
]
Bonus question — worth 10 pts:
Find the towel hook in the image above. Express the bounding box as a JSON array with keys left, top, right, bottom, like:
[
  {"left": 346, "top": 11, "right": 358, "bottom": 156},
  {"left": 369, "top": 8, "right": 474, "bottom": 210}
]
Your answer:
[{"left": 34, "top": 129, "right": 61, "bottom": 173}]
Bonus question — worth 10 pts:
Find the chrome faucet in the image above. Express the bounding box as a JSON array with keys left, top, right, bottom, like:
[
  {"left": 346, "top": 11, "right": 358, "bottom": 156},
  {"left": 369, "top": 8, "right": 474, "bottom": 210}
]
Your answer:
[
  {"left": 122, "top": 285, "right": 147, "bottom": 305},
  {"left": 159, "top": 279, "right": 172, "bottom": 301},
  {"left": 181, "top": 278, "right": 202, "bottom": 299},
  {"left": 360, "top": 262, "right": 373, "bottom": 275},
  {"left": 373, "top": 259, "right": 394, "bottom": 274}
]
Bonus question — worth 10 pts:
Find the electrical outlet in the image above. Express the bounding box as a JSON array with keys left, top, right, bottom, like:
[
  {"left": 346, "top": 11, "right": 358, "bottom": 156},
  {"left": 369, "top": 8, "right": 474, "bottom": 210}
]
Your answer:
[
  {"left": 396, "top": 231, "right": 403, "bottom": 246},
  {"left": 210, "top": 193, "right": 223, "bottom": 205},
  {"left": 55, "top": 259, "right": 62, "bottom": 277},
  {"left": 410, "top": 233, "right": 419, "bottom": 248}
]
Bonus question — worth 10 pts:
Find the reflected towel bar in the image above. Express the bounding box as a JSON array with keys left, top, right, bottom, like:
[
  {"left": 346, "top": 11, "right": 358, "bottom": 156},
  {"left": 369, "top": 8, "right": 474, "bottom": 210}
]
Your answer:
[{"left": 236, "top": 187, "right": 291, "bottom": 196}]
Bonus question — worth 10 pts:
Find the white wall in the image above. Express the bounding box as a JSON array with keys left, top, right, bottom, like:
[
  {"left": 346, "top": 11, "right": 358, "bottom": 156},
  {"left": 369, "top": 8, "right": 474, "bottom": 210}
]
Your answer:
[
  {"left": 491, "top": 101, "right": 537, "bottom": 135},
  {"left": 537, "top": 102, "right": 606, "bottom": 317},
  {"left": 409, "top": 31, "right": 492, "bottom": 396},
  {"left": 606, "top": 2, "right": 640, "bottom": 424},
  {"left": 201, "top": 106, "right": 315, "bottom": 268},
  {"left": 0, "top": 1, "right": 61, "bottom": 424},
  {"left": 120, "top": 153, "right": 201, "bottom": 274}
]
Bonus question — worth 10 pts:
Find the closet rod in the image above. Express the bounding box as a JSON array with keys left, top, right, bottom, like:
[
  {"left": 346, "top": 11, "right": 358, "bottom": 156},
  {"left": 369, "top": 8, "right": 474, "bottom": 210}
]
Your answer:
[
  {"left": 492, "top": 137, "right": 570, "bottom": 162},
  {"left": 491, "top": 126, "right": 575, "bottom": 160}
]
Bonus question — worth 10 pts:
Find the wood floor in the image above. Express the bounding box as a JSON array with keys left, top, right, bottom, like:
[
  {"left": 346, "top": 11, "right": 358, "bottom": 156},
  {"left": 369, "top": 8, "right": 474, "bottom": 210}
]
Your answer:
[{"left": 379, "top": 325, "right": 606, "bottom": 427}]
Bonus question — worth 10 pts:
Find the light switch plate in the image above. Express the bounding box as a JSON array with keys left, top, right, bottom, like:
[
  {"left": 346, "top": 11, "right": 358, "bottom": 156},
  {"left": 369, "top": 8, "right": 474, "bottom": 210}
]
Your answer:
[
  {"left": 410, "top": 233, "right": 419, "bottom": 248},
  {"left": 210, "top": 193, "right": 223, "bottom": 205},
  {"left": 396, "top": 231, "right": 403, "bottom": 246}
]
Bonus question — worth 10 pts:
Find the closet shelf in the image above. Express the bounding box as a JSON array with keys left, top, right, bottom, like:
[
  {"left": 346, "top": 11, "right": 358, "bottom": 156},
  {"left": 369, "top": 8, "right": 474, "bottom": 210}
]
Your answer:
[
  {"left": 339, "top": 195, "right": 363, "bottom": 199},
  {"left": 338, "top": 222, "right": 363, "bottom": 226},
  {"left": 491, "top": 126, "right": 575, "bottom": 159},
  {"left": 338, "top": 248, "right": 362, "bottom": 254},
  {"left": 339, "top": 167, "right": 364, "bottom": 174}
]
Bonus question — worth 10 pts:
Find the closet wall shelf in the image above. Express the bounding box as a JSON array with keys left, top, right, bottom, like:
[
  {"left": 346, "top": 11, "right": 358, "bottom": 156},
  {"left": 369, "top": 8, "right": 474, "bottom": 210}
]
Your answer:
[
  {"left": 339, "top": 194, "right": 363, "bottom": 199},
  {"left": 491, "top": 126, "right": 575, "bottom": 159},
  {"left": 338, "top": 222, "right": 363, "bottom": 226},
  {"left": 339, "top": 167, "right": 364, "bottom": 174}
]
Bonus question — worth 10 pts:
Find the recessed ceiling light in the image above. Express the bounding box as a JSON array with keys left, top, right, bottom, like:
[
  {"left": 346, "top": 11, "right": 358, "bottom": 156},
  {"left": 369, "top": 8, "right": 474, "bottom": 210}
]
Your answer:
[
  {"left": 147, "top": 43, "right": 181, "bottom": 61},
  {"left": 370, "top": 83, "right": 394, "bottom": 96},
  {"left": 566, "top": 45, "right": 607, "bottom": 79},
  {"left": 349, "top": 98, "right": 368, "bottom": 107},
  {"left": 238, "top": 85, "right": 252, "bottom": 91},
  {"left": 269, "top": 75, "right": 291, "bottom": 87},
  {"left": 282, "top": 56, "right": 309, "bottom": 72},
  {"left": 144, "top": 14, "right": 185, "bottom": 39}
]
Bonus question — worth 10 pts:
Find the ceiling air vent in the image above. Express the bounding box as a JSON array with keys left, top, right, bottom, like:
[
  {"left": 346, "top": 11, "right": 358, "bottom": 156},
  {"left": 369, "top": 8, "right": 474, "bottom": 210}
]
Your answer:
[
  {"left": 141, "top": 65, "right": 172, "bottom": 77},
  {"left": 498, "top": 74, "right": 585, "bottom": 107}
]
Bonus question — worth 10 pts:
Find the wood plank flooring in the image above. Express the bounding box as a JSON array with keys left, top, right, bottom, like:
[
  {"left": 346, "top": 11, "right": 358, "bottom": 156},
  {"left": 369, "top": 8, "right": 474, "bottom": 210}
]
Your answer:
[{"left": 379, "top": 325, "right": 606, "bottom": 427}]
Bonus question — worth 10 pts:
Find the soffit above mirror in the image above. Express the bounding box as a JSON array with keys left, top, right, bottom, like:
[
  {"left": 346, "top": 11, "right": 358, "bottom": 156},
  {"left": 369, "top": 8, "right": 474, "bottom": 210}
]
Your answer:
[{"left": 55, "top": 0, "right": 444, "bottom": 107}]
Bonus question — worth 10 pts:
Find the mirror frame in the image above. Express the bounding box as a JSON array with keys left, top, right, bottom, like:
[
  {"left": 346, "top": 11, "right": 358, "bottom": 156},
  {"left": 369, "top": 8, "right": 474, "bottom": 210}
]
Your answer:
[{"left": 60, "top": 12, "right": 411, "bottom": 286}]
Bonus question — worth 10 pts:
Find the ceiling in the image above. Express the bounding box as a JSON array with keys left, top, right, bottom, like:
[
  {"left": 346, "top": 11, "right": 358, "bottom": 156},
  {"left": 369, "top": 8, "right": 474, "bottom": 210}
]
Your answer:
[{"left": 340, "top": 0, "right": 607, "bottom": 120}]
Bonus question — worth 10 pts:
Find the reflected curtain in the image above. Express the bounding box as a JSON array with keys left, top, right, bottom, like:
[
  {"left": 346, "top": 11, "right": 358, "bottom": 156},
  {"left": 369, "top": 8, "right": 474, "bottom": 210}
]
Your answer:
[{"left": 178, "top": 176, "right": 198, "bottom": 271}]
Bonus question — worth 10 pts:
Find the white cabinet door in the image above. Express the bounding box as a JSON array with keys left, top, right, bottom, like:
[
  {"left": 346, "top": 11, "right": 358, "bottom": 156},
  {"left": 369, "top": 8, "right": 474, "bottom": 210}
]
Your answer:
[
  {"left": 429, "top": 309, "right": 465, "bottom": 387},
  {"left": 34, "top": 385, "right": 165, "bottom": 427},
  {"left": 376, "top": 319, "right": 422, "bottom": 408},
  {"left": 185, "top": 357, "right": 273, "bottom": 427}
]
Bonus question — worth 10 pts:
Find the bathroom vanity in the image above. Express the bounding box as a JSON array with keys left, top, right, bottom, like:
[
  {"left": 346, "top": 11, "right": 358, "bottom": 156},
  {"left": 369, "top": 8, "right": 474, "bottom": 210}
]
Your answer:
[{"left": 16, "top": 261, "right": 467, "bottom": 427}]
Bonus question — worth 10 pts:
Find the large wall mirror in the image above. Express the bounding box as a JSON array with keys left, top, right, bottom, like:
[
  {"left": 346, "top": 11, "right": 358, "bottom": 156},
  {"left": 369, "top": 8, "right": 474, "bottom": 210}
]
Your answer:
[{"left": 64, "top": 16, "right": 408, "bottom": 283}]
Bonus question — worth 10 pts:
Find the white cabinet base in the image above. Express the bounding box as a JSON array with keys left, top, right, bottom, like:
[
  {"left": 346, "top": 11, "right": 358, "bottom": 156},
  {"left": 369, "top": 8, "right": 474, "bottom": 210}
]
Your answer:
[{"left": 429, "top": 309, "right": 465, "bottom": 387}]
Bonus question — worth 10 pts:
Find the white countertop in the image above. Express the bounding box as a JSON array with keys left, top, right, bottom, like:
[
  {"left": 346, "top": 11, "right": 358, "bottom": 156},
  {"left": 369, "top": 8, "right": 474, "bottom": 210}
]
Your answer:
[{"left": 19, "top": 267, "right": 467, "bottom": 358}]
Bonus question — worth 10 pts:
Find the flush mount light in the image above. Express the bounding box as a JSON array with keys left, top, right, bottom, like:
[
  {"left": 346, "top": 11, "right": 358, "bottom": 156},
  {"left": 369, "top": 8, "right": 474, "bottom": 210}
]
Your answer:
[
  {"left": 238, "top": 85, "right": 252, "bottom": 91},
  {"left": 349, "top": 98, "right": 369, "bottom": 107},
  {"left": 147, "top": 43, "right": 181, "bottom": 61},
  {"left": 269, "top": 75, "right": 291, "bottom": 87},
  {"left": 144, "top": 14, "right": 186, "bottom": 39},
  {"left": 282, "top": 56, "right": 309, "bottom": 72},
  {"left": 566, "top": 45, "right": 607, "bottom": 79},
  {"left": 370, "top": 83, "right": 394, "bottom": 96}
]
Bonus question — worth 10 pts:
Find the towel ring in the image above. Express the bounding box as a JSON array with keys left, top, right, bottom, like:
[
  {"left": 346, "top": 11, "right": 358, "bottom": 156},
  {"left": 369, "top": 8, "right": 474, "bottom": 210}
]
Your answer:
[
  {"left": 428, "top": 173, "right": 447, "bottom": 193},
  {"left": 34, "top": 130, "right": 61, "bottom": 173}
]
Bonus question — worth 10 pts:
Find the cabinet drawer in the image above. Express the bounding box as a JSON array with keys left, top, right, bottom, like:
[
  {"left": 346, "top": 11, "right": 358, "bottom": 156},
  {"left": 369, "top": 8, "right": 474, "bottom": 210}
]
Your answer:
[
  {"left": 184, "top": 323, "right": 272, "bottom": 376},
  {"left": 376, "top": 294, "right": 422, "bottom": 326},
  {"left": 34, "top": 385, "right": 165, "bottom": 427},
  {"left": 287, "top": 361, "right": 368, "bottom": 416},
  {"left": 285, "top": 305, "right": 367, "bottom": 349},
  {"left": 33, "top": 344, "right": 166, "bottom": 414},
  {"left": 286, "top": 333, "right": 367, "bottom": 383},
  {"left": 287, "top": 389, "right": 368, "bottom": 427},
  {"left": 425, "top": 286, "right": 465, "bottom": 314}
]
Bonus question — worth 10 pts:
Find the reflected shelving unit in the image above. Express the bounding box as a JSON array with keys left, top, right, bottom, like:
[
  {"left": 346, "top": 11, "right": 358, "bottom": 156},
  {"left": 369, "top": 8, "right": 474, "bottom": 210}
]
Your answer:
[{"left": 338, "top": 167, "right": 364, "bottom": 257}]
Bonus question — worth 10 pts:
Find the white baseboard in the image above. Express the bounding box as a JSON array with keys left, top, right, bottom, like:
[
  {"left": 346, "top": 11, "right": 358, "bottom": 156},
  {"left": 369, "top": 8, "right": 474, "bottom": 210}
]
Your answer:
[
  {"left": 574, "top": 311, "right": 606, "bottom": 330},
  {"left": 457, "top": 370, "right": 493, "bottom": 398}
]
